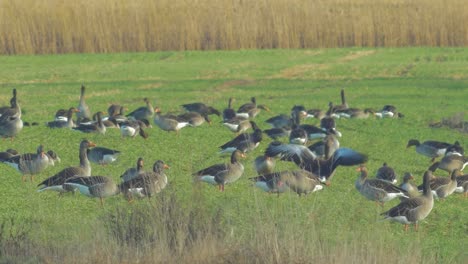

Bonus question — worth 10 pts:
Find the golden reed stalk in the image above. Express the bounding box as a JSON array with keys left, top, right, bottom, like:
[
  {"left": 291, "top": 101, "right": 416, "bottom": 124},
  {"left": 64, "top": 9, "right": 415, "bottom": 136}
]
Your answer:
[{"left": 1, "top": 0, "right": 466, "bottom": 55}]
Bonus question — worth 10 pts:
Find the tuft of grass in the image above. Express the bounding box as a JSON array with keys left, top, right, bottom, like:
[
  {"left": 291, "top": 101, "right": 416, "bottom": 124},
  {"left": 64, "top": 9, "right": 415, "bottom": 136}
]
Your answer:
[{"left": 1, "top": 0, "right": 468, "bottom": 55}]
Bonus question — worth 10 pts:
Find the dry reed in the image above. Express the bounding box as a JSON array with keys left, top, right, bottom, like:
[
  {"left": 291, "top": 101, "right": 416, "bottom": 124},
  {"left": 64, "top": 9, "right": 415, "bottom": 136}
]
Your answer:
[{"left": 1, "top": 0, "right": 467, "bottom": 55}]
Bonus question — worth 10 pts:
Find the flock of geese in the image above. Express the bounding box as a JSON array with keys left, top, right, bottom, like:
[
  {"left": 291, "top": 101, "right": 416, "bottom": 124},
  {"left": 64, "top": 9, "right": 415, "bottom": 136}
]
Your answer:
[{"left": 0, "top": 86, "right": 467, "bottom": 232}]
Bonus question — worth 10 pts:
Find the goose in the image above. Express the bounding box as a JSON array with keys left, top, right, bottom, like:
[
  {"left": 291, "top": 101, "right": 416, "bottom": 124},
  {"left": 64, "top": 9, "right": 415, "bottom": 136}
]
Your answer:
[
  {"left": 265, "top": 114, "right": 292, "bottom": 129},
  {"left": 289, "top": 111, "right": 308, "bottom": 145},
  {"left": 120, "top": 157, "right": 145, "bottom": 183},
  {"left": 375, "top": 105, "right": 404, "bottom": 118},
  {"left": 193, "top": 150, "right": 245, "bottom": 191},
  {"left": 406, "top": 139, "right": 452, "bottom": 161},
  {"left": 454, "top": 172, "right": 468, "bottom": 197},
  {"left": 76, "top": 85, "right": 91, "bottom": 123},
  {"left": 399, "top": 173, "right": 419, "bottom": 197},
  {"left": 46, "top": 107, "right": 79, "bottom": 129},
  {"left": 331, "top": 89, "right": 349, "bottom": 113},
  {"left": 381, "top": 170, "right": 434, "bottom": 231},
  {"left": 37, "top": 139, "right": 96, "bottom": 193},
  {"left": 63, "top": 176, "right": 119, "bottom": 207},
  {"left": 236, "top": 97, "right": 270, "bottom": 119},
  {"left": 355, "top": 165, "right": 408, "bottom": 206},
  {"left": 3, "top": 145, "right": 51, "bottom": 182},
  {"left": 444, "top": 141, "right": 464, "bottom": 156},
  {"left": 306, "top": 109, "right": 326, "bottom": 120},
  {"left": 120, "top": 119, "right": 148, "bottom": 139},
  {"left": 265, "top": 141, "right": 367, "bottom": 184},
  {"left": 334, "top": 108, "right": 375, "bottom": 119},
  {"left": 153, "top": 108, "right": 191, "bottom": 134},
  {"left": 219, "top": 121, "right": 262, "bottom": 154},
  {"left": 73, "top": 111, "right": 106, "bottom": 134},
  {"left": 249, "top": 171, "right": 290, "bottom": 194},
  {"left": 376, "top": 162, "right": 397, "bottom": 184},
  {"left": 223, "top": 118, "right": 252, "bottom": 134},
  {"left": 107, "top": 104, "right": 125, "bottom": 118},
  {"left": 46, "top": 150, "right": 61, "bottom": 166},
  {"left": 0, "top": 89, "right": 23, "bottom": 140},
  {"left": 119, "top": 160, "right": 170, "bottom": 201},
  {"left": 0, "top": 148, "right": 19, "bottom": 161},
  {"left": 263, "top": 126, "right": 292, "bottom": 140},
  {"left": 308, "top": 134, "right": 340, "bottom": 159},
  {"left": 181, "top": 102, "right": 220, "bottom": 116},
  {"left": 126, "top": 98, "right": 155, "bottom": 121},
  {"left": 254, "top": 154, "right": 276, "bottom": 175},
  {"left": 436, "top": 154, "right": 468, "bottom": 174},
  {"left": 87, "top": 147, "right": 121, "bottom": 165},
  {"left": 222, "top": 97, "right": 238, "bottom": 122},
  {"left": 177, "top": 112, "right": 211, "bottom": 127},
  {"left": 250, "top": 169, "right": 323, "bottom": 196},
  {"left": 0, "top": 88, "right": 18, "bottom": 117},
  {"left": 418, "top": 166, "right": 458, "bottom": 199}
]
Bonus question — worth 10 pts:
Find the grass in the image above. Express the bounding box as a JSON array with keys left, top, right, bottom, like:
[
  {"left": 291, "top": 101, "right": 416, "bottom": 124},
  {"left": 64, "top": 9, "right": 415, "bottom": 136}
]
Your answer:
[
  {"left": 0, "top": 48, "right": 467, "bottom": 263},
  {"left": 1, "top": 0, "right": 468, "bottom": 55}
]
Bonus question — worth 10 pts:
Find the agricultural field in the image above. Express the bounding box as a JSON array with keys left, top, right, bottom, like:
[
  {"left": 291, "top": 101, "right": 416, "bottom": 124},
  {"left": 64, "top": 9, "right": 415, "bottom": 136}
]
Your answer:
[{"left": 0, "top": 48, "right": 467, "bottom": 263}]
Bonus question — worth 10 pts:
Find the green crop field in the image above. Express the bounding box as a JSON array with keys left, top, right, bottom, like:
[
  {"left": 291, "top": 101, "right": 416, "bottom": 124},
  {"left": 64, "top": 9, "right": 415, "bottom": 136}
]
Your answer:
[{"left": 0, "top": 48, "right": 467, "bottom": 263}]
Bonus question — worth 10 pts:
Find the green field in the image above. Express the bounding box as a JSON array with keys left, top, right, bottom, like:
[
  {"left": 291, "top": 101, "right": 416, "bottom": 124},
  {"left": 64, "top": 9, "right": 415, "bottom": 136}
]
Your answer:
[{"left": 0, "top": 48, "right": 467, "bottom": 263}]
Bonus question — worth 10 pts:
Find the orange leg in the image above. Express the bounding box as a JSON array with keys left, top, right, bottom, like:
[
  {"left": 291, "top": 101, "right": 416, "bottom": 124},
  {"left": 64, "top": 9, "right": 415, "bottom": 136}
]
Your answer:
[{"left": 404, "top": 224, "right": 409, "bottom": 232}]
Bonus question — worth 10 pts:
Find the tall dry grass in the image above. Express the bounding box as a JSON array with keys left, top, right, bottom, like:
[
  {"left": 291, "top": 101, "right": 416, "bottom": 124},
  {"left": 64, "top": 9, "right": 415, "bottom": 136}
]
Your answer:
[{"left": 1, "top": 0, "right": 467, "bottom": 55}]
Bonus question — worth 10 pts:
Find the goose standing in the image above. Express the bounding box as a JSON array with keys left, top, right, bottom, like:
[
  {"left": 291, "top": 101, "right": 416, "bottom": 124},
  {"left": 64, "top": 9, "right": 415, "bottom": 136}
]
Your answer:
[
  {"left": 3, "top": 145, "right": 51, "bottom": 182},
  {"left": 120, "top": 157, "right": 145, "bottom": 182},
  {"left": 87, "top": 146, "right": 121, "bottom": 165},
  {"left": 355, "top": 165, "right": 408, "bottom": 206},
  {"left": 63, "top": 176, "right": 119, "bottom": 207},
  {"left": 236, "top": 97, "right": 270, "bottom": 119},
  {"left": 120, "top": 119, "right": 148, "bottom": 139},
  {"left": 219, "top": 121, "right": 263, "bottom": 154},
  {"left": 193, "top": 150, "right": 245, "bottom": 191},
  {"left": 0, "top": 89, "right": 23, "bottom": 140},
  {"left": 76, "top": 85, "right": 91, "bottom": 123},
  {"left": 406, "top": 139, "right": 452, "bottom": 161},
  {"left": 126, "top": 98, "right": 155, "bottom": 122},
  {"left": 376, "top": 162, "right": 397, "bottom": 184},
  {"left": 381, "top": 170, "right": 434, "bottom": 231},
  {"left": 119, "top": 160, "right": 170, "bottom": 201},
  {"left": 46, "top": 107, "right": 79, "bottom": 129},
  {"left": 399, "top": 173, "right": 419, "bottom": 198},
  {"left": 181, "top": 102, "right": 220, "bottom": 116},
  {"left": 153, "top": 108, "right": 191, "bottom": 134},
  {"left": 37, "top": 139, "right": 96, "bottom": 193}
]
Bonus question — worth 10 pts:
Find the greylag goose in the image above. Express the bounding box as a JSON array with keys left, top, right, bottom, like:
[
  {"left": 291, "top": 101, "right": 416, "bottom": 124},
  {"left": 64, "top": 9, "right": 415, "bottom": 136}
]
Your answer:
[
  {"left": 381, "top": 170, "right": 434, "bottom": 231},
  {"left": 219, "top": 121, "right": 262, "bottom": 154},
  {"left": 436, "top": 154, "right": 468, "bottom": 174},
  {"left": 399, "top": 173, "right": 419, "bottom": 198},
  {"left": 37, "top": 139, "right": 96, "bottom": 193},
  {"left": 265, "top": 114, "right": 292, "bottom": 129},
  {"left": 289, "top": 111, "right": 308, "bottom": 145},
  {"left": 355, "top": 165, "right": 408, "bottom": 206},
  {"left": 119, "top": 160, "right": 169, "bottom": 201},
  {"left": 181, "top": 102, "right": 220, "bottom": 116},
  {"left": 120, "top": 119, "right": 148, "bottom": 139},
  {"left": 0, "top": 89, "right": 23, "bottom": 140},
  {"left": 265, "top": 141, "right": 367, "bottom": 184},
  {"left": 250, "top": 169, "right": 323, "bottom": 196},
  {"left": 334, "top": 108, "right": 375, "bottom": 119},
  {"left": 0, "top": 88, "right": 18, "bottom": 117},
  {"left": 306, "top": 109, "right": 326, "bottom": 120},
  {"left": 193, "top": 150, "right": 245, "bottom": 191},
  {"left": 223, "top": 97, "right": 238, "bottom": 122},
  {"left": 107, "top": 104, "right": 125, "bottom": 118},
  {"left": 3, "top": 145, "right": 51, "bottom": 182},
  {"left": 236, "top": 97, "right": 270, "bottom": 119},
  {"left": 375, "top": 105, "right": 404, "bottom": 118},
  {"left": 87, "top": 147, "right": 121, "bottom": 165},
  {"left": 153, "top": 108, "right": 191, "bottom": 134},
  {"left": 46, "top": 107, "right": 79, "bottom": 129},
  {"left": 126, "top": 98, "right": 155, "bottom": 121},
  {"left": 73, "top": 111, "right": 106, "bottom": 134},
  {"left": 76, "top": 85, "right": 91, "bottom": 123},
  {"left": 406, "top": 139, "right": 452, "bottom": 161},
  {"left": 454, "top": 172, "right": 468, "bottom": 197},
  {"left": 249, "top": 171, "right": 290, "bottom": 194},
  {"left": 63, "top": 176, "right": 119, "bottom": 207},
  {"left": 177, "top": 112, "right": 211, "bottom": 127},
  {"left": 376, "top": 162, "right": 397, "bottom": 184},
  {"left": 308, "top": 134, "right": 340, "bottom": 159},
  {"left": 0, "top": 148, "right": 19, "bottom": 161},
  {"left": 120, "top": 157, "right": 145, "bottom": 183},
  {"left": 223, "top": 119, "right": 252, "bottom": 134},
  {"left": 254, "top": 154, "right": 276, "bottom": 175},
  {"left": 418, "top": 166, "right": 458, "bottom": 199},
  {"left": 263, "top": 126, "right": 292, "bottom": 140}
]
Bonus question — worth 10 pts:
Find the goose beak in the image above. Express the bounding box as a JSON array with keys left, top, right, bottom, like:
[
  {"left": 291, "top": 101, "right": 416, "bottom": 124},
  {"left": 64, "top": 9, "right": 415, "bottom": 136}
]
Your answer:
[
  {"left": 164, "top": 164, "right": 170, "bottom": 169},
  {"left": 88, "top": 141, "right": 97, "bottom": 147}
]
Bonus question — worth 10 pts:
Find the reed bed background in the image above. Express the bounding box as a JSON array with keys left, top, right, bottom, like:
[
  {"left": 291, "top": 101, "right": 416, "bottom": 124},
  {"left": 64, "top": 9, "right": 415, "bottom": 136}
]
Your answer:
[{"left": 1, "top": 0, "right": 467, "bottom": 55}]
